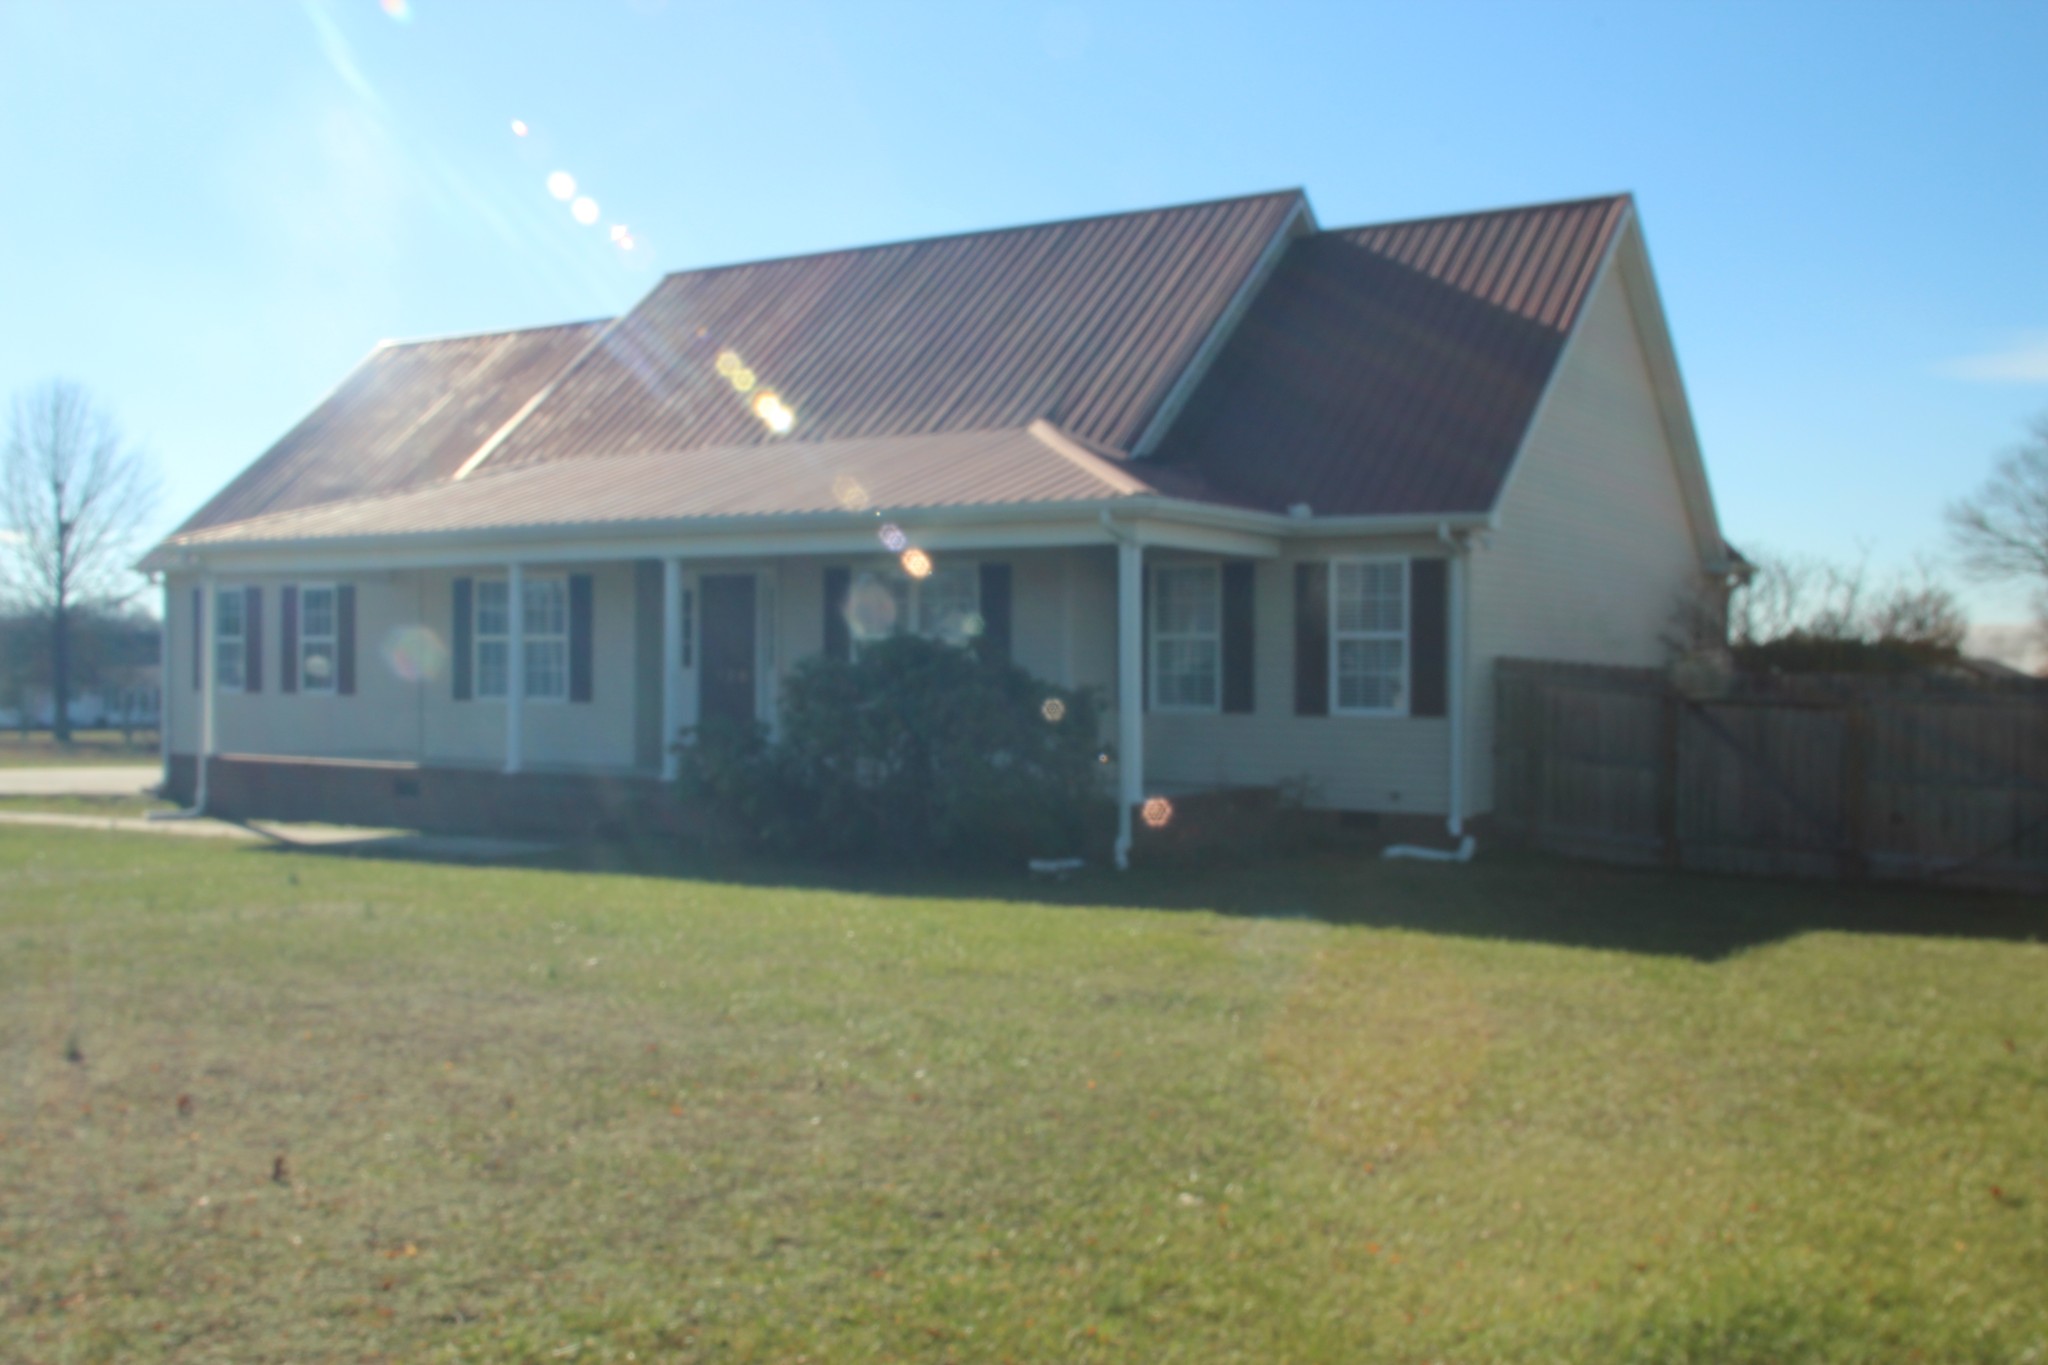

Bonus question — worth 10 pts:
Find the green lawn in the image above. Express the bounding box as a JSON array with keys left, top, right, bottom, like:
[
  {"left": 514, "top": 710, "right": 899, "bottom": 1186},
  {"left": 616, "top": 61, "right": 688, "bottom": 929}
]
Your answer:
[
  {"left": 0, "top": 729, "right": 160, "bottom": 768},
  {"left": 2, "top": 830, "right": 2044, "bottom": 1363},
  {"left": 0, "top": 795, "right": 173, "bottom": 819}
]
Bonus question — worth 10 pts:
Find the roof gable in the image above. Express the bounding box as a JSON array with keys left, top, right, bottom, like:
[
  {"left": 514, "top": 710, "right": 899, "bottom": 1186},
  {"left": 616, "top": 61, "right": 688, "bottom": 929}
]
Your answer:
[
  {"left": 475, "top": 191, "right": 1305, "bottom": 471},
  {"left": 177, "top": 320, "right": 608, "bottom": 534},
  {"left": 1147, "top": 195, "right": 1630, "bottom": 515}
]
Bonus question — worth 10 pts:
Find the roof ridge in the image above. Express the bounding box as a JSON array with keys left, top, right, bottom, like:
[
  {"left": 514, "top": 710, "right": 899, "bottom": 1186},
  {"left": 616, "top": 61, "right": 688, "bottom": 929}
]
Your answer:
[
  {"left": 648, "top": 188, "right": 1309, "bottom": 284},
  {"left": 1324, "top": 191, "right": 1632, "bottom": 237},
  {"left": 1025, "top": 419, "right": 1152, "bottom": 496},
  {"left": 373, "top": 316, "right": 613, "bottom": 352}
]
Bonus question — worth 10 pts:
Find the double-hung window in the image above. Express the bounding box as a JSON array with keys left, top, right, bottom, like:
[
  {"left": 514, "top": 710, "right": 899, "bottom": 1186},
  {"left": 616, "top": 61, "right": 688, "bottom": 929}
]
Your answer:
[
  {"left": 300, "top": 585, "right": 338, "bottom": 693},
  {"left": 847, "top": 563, "right": 981, "bottom": 649},
  {"left": 1151, "top": 564, "right": 1220, "bottom": 711},
  {"left": 214, "top": 588, "right": 246, "bottom": 691},
  {"left": 475, "top": 576, "right": 569, "bottom": 700},
  {"left": 1332, "top": 558, "right": 1407, "bottom": 715}
]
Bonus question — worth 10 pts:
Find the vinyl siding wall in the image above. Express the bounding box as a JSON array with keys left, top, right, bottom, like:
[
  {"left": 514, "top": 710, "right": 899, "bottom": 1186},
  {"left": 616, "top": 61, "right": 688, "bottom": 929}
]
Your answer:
[{"left": 1461, "top": 252, "right": 1711, "bottom": 815}]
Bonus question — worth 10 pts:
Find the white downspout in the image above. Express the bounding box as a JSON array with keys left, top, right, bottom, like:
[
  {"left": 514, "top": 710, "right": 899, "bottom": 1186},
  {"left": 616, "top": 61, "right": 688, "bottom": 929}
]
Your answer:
[
  {"left": 1103, "top": 512, "right": 1144, "bottom": 871},
  {"left": 505, "top": 562, "right": 525, "bottom": 775},
  {"left": 157, "top": 575, "right": 171, "bottom": 789}
]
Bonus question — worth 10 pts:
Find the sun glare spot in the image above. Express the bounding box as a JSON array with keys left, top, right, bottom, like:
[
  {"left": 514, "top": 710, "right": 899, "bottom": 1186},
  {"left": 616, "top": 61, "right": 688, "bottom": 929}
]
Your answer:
[
  {"left": 879, "top": 523, "right": 908, "bottom": 553},
  {"left": 571, "top": 196, "right": 601, "bottom": 225},
  {"left": 714, "top": 350, "right": 742, "bottom": 377},
  {"left": 901, "top": 548, "right": 933, "bottom": 580},
  {"left": 510, "top": 119, "right": 529, "bottom": 137},
  {"left": 752, "top": 391, "right": 796, "bottom": 434},
  {"left": 730, "top": 367, "right": 756, "bottom": 392},
  {"left": 609, "top": 223, "right": 630, "bottom": 242},
  {"left": 546, "top": 171, "right": 576, "bottom": 201},
  {"left": 833, "top": 475, "right": 871, "bottom": 511},
  {"left": 1141, "top": 796, "right": 1175, "bottom": 829},
  {"left": 1041, "top": 697, "right": 1067, "bottom": 723},
  {"left": 379, "top": 0, "right": 411, "bottom": 21},
  {"left": 381, "top": 625, "right": 449, "bottom": 683}
]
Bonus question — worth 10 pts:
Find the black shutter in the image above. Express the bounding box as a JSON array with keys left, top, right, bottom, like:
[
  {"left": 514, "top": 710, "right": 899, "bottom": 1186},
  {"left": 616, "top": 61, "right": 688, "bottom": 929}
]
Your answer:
[
  {"left": 244, "top": 586, "right": 263, "bottom": 693},
  {"left": 192, "top": 587, "right": 202, "bottom": 691},
  {"left": 977, "top": 563, "right": 1012, "bottom": 664},
  {"left": 1221, "top": 561, "right": 1255, "bottom": 714},
  {"left": 823, "top": 567, "right": 850, "bottom": 661},
  {"left": 452, "top": 578, "right": 473, "bottom": 700},
  {"left": 1409, "top": 558, "right": 1448, "bottom": 718},
  {"left": 1294, "top": 562, "right": 1329, "bottom": 716},
  {"left": 336, "top": 584, "right": 357, "bottom": 696},
  {"left": 569, "top": 573, "right": 595, "bottom": 702},
  {"left": 280, "top": 586, "right": 299, "bottom": 693}
]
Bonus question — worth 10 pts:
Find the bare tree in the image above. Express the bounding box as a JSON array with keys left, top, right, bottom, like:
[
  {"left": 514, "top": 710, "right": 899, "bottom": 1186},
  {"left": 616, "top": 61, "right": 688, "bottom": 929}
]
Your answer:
[
  {"left": 1, "top": 381, "right": 159, "bottom": 742},
  {"left": 1948, "top": 412, "right": 2048, "bottom": 626}
]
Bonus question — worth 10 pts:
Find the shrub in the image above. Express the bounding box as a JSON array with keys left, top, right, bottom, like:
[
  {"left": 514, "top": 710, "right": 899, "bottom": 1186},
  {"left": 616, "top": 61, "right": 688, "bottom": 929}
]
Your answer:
[{"left": 675, "top": 635, "right": 1108, "bottom": 866}]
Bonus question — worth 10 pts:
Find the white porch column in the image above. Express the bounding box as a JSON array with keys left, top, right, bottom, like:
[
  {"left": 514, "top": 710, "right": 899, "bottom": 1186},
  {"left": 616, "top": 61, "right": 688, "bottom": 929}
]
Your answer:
[
  {"left": 504, "top": 562, "right": 524, "bottom": 775},
  {"left": 1115, "top": 536, "right": 1144, "bottom": 870},
  {"left": 159, "top": 577, "right": 172, "bottom": 786},
  {"left": 197, "top": 575, "right": 216, "bottom": 812},
  {"left": 660, "top": 557, "right": 682, "bottom": 781},
  {"left": 1446, "top": 546, "right": 1467, "bottom": 837}
]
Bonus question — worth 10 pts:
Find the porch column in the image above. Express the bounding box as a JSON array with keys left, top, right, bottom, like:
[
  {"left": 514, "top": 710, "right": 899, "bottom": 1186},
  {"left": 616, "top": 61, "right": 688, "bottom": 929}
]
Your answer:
[
  {"left": 660, "top": 557, "right": 682, "bottom": 782},
  {"left": 1446, "top": 546, "right": 1468, "bottom": 837},
  {"left": 1115, "top": 537, "right": 1144, "bottom": 870},
  {"left": 197, "top": 574, "right": 217, "bottom": 811},
  {"left": 504, "top": 562, "right": 524, "bottom": 775},
  {"left": 159, "top": 577, "right": 172, "bottom": 787}
]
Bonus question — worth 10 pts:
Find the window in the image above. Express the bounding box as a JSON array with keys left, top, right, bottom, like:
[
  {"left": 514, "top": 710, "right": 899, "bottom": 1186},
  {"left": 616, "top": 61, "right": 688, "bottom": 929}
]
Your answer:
[
  {"left": 475, "top": 576, "right": 568, "bottom": 700},
  {"left": 1151, "top": 564, "right": 1220, "bottom": 711},
  {"left": 846, "top": 563, "right": 981, "bottom": 649},
  {"left": 1332, "top": 558, "right": 1407, "bottom": 714},
  {"left": 214, "top": 587, "right": 246, "bottom": 691},
  {"left": 300, "top": 585, "right": 338, "bottom": 693}
]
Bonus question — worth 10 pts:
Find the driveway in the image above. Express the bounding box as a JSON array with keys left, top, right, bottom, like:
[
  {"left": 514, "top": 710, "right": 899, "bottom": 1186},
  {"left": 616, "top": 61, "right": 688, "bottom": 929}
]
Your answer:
[{"left": 0, "top": 765, "right": 162, "bottom": 797}]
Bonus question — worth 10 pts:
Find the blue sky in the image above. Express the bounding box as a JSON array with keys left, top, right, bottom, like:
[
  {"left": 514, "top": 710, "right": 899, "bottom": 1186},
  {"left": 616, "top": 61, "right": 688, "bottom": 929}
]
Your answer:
[{"left": 3, "top": 0, "right": 2044, "bottom": 629}]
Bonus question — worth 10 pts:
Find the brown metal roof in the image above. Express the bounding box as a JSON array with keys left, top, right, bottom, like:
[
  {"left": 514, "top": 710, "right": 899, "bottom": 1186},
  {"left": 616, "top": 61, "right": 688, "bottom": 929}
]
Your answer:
[
  {"left": 1148, "top": 195, "right": 1631, "bottom": 516},
  {"left": 477, "top": 191, "right": 1305, "bottom": 471},
  {"left": 175, "top": 319, "right": 610, "bottom": 534},
  {"left": 159, "top": 423, "right": 1169, "bottom": 550}
]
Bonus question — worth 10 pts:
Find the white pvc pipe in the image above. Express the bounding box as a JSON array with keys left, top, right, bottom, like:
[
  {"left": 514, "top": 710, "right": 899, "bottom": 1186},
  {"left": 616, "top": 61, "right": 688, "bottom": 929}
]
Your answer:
[{"left": 1383, "top": 836, "right": 1476, "bottom": 863}]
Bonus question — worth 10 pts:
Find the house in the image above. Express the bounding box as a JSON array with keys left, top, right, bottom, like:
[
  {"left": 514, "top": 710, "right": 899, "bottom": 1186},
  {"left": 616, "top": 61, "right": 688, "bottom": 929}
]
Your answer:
[{"left": 142, "top": 189, "right": 1738, "bottom": 864}]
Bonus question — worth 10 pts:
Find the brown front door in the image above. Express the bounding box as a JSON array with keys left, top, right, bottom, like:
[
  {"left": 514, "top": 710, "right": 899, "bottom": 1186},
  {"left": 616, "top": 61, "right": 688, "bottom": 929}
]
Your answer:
[{"left": 697, "top": 574, "right": 757, "bottom": 728}]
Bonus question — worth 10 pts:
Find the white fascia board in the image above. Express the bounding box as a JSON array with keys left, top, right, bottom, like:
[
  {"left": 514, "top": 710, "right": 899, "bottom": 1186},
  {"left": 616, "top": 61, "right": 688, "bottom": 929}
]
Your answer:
[{"left": 159, "top": 496, "right": 1486, "bottom": 576}]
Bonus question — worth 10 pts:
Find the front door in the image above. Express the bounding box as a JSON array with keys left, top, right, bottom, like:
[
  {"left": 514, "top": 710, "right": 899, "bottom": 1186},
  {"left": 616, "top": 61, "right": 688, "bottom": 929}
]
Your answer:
[{"left": 697, "top": 574, "right": 758, "bottom": 728}]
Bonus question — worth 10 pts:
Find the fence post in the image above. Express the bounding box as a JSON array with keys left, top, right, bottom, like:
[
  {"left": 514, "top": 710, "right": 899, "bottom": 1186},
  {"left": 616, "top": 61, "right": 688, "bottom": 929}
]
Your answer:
[
  {"left": 1658, "top": 691, "right": 1682, "bottom": 868},
  {"left": 1841, "top": 703, "right": 1869, "bottom": 880}
]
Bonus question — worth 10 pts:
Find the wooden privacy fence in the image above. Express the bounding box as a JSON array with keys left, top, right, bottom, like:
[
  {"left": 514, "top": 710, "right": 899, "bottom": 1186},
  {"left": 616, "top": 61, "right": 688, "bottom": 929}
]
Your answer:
[{"left": 1494, "top": 658, "right": 2048, "bottom": 891}]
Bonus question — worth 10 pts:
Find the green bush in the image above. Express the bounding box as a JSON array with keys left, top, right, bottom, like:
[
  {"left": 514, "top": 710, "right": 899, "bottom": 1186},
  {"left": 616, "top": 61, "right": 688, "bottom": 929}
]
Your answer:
[{"left": 675, "top": 635, "right": 1108, "bottom": 865}]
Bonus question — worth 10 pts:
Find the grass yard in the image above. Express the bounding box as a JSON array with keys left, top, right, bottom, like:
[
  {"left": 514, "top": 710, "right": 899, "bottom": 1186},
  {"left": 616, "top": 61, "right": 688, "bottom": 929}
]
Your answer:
[
  {"left": 0, "top": 795, "right": 174, "bottom": 819},
  {"left": 0, "top": 729, "right": 160, "bottom": 768},
  {"left": 2, "top": 830, "right": 2045, "bottom": 1363}
]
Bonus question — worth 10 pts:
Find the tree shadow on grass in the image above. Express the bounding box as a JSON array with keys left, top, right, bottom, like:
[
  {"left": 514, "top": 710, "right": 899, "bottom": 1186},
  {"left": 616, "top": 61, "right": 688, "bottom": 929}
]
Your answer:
[{"left": 269, "top": 830, "right": 2048, "bottom": 964}]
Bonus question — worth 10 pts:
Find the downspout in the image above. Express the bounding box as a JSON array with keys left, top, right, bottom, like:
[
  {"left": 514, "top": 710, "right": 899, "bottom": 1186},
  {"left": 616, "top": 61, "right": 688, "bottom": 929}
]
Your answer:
[{"left": 1101, "top": 511, "right": 1143, "bottom": 871}]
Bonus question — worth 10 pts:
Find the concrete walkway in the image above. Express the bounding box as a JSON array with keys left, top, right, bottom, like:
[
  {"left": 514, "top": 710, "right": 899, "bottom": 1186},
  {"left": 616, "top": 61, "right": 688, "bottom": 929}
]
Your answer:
[
  {"left": 0, "top": 810, "right": 554, "bottom": 862},
  {"left": 0, "top": 765, "right": 163, "bottom": 797}
]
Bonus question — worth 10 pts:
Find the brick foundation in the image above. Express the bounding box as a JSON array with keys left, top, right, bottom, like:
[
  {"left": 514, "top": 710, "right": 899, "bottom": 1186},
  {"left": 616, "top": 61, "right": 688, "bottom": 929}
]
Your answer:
[{"left": 164, "top": 754, "right": 683, "bottom": 840}]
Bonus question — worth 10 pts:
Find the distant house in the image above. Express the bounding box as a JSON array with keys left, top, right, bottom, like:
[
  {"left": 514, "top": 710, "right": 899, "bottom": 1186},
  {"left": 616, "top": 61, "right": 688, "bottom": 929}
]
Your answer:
[{"left": 143, "top": 190, "right": 1738, "bottom": 862}]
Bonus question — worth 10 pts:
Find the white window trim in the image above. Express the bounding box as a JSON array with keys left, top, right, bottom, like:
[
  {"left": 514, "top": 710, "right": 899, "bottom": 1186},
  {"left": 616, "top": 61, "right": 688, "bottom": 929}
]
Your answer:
[
  {"left": 297, "top": 582, "right": 339, "bottom": 696},
  {"left": 474, "top": 574, "right": 570, "bottom": 704},
  {"left": 214, "top": 586, "right": 247, "bottom": 694},
  {"left": 1329, "top": 555, "right": 1409, "bottom": 718},
  {"left": 1148, "top": 561, "right": 1222, "bottom": 715}
]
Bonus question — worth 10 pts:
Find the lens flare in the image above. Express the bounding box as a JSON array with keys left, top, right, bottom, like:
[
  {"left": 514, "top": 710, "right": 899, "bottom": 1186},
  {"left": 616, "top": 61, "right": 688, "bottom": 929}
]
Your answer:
[
  {"left": 547, "top": 171, "right": 576, "bottom": 201},
  {"left": 510, "top": 119, "right": 529, "bottom": 137},
  {"left": 609, "top": 223, "right": 630, "bottom": 242},
  {"left": 845, "top": 577, "right": 899, "bottom": 640},
  {"left": 832, "top": 475, "right": 871, "bottom": 511},
  {"left": 879, "top": 523, "right": 908, "bottom": 553},
  {"left": 571, "top": 196, "right": 601, "bottom": 226},
  {"left": 1141, "top": 796, "right": 1175, "bottom": 829},
  {"left": 379, "top": 0, "right": 411, "bottom": 20},
  {"left": 381, "top": 625, "right": 450, "bottom": 683},
  {"left": 714, "top": 350, "right": 742, "bottom": 377},
  {"left": 1041, "top": 697, "right": 1067, "bottom": 723},
  {"left": 752, "top": 391, "right": 795, "bottom": 434},
  {"left": 901, "top": 548, "right": 933, "bottom": 579}
]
